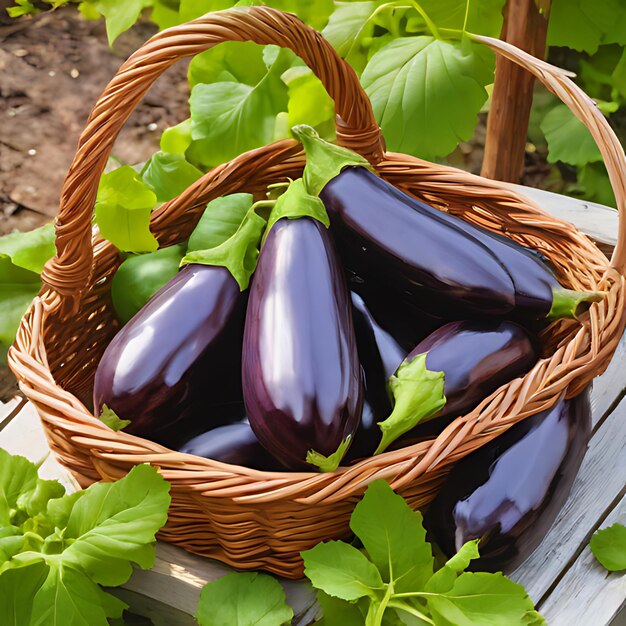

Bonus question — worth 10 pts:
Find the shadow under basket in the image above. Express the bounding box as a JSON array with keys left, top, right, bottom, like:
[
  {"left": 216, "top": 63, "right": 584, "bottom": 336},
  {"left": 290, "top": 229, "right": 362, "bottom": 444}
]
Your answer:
[{"left": 9, "top": 6, "right": 626, "bottom": 578}]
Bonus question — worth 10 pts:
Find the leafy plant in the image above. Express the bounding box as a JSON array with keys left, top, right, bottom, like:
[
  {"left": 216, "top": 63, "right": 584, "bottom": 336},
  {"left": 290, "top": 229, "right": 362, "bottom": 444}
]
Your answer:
[
  {"left": 195, "top": 480, "right": 545, "bottom": 626},
  {"left": 0, "top": 449, "right": 171, "bottom": 625},
  {"left": 590, "top": 522, "right": 626, "bottom": 572}
]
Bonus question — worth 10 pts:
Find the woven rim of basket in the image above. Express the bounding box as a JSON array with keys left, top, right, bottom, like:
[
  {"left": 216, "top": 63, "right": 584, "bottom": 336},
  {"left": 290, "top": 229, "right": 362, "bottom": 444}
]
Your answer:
[{"left": 8, "top": 8, "right": 626, "bottom": 507}]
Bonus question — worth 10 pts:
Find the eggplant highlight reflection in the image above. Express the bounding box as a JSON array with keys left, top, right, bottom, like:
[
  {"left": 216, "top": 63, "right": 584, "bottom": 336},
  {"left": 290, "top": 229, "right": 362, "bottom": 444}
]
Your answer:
[
  {"left": 425, "top": 391, "right": 592, "bottom": 572},
  {"left": 94, "top": 264, "right": 247, "bottom": 447},
  {"left": 242, "top": 217, "right": 363, "bottom": 471}
]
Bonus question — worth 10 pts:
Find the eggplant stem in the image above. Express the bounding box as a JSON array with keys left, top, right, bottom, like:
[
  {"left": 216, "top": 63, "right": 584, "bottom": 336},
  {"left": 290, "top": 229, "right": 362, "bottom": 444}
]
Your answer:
[
  {"left": 548, "top": 288, "right": 607, "bottom": 320},
  {"left": 306, "top": 436, "right": 352, "bottom": 472}
]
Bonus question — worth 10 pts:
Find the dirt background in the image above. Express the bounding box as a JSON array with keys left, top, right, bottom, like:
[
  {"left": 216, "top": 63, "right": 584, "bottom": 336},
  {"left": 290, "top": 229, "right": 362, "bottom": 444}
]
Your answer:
[{"left": 0, "top": 2, "right": 192, "bottom": 399}]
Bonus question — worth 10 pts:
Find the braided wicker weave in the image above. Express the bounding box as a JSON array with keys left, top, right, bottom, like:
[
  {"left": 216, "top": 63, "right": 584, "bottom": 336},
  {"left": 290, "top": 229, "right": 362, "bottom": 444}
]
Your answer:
[{"left": 8, "top": 7, "right": 626, "bottom": 578}]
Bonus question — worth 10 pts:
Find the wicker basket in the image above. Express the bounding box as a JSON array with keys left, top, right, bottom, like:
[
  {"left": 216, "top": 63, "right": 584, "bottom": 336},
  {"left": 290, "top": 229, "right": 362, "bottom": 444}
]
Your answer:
[{"left": 8, "top": 7, "right": 626, "bottom": 579}]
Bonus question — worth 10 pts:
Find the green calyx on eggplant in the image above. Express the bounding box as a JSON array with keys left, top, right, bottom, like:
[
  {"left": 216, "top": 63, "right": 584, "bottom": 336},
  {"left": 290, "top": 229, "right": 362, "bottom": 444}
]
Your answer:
[
  {"left": 242, "top": 180, "right": 363, "bottom": 472},
  {"left": 374, "top": 321, "right": 538, "bottom": 455},
  {"left": 424, "top": 390, "right": 592, "bottom": 572},
  {"left": 94, "top": 193, "right": 271, "bottom": 446},
  {"left": 292, "top": 125, "right": 605, "bottom": 322}
]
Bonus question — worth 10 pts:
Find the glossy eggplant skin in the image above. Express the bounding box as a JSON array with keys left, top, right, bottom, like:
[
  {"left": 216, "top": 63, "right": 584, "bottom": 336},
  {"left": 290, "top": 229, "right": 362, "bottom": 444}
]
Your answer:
[
  {"left": 94, "top": 264, "right": 247, "bottom": 447},
  {"left": 320, "top": 167, "right": 558, "bottom": 320},
  {"left": 346, "top": 293, "right": 406, "bottom": 461},
  {"left": 178, "top": 421, "right": 278, "bottom": 471},
  {"left": 418, "top": 320, "right": 538, "bottom": 419},
  {"left": 242, "top": 217, "right": 363, "bottom": 470},
  {"left": 425, "top": 391, "right": 591, "bottom": 572},
  {"left": 356, "top": 320, "right": 537, "bottom": 457}
]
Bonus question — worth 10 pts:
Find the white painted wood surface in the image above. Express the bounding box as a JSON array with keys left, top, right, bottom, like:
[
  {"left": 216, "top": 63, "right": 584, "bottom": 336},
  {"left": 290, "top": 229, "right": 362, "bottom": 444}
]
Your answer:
[{"left": 539, "top": 495, "right": 626, "bottom": 626}]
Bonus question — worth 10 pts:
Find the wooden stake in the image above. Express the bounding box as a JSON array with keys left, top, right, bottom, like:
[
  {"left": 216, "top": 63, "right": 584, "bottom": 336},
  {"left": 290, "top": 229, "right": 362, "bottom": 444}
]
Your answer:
[{"left": 481, "top": 0, "right": 551, "bottom": 182}]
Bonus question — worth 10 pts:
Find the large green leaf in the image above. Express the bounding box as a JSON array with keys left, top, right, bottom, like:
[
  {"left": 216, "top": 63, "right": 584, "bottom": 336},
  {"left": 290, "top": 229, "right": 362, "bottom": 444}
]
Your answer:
[
  {"left": 0, "top": 561, "right": 49, "bottom": 626},
  {"left": 95, "top": 166, "right": 158, "bottom": 253},
  {"left": 141, "top": 152, "right": 203, "bottom": 202},
  {"left": 60, "top": 464, "right": 171, "bottom": 587},
  {"left": 349, "top": 480, "right": 433, "bottom": 592},
  {"left": 316, "top": 592, "right": 366, "bottom": 626},
  {"left": 179, "top": 0, "right": 233, "bottom": 22},
  {"left": 282, "top": 66, "right": 335, "bottom": 129},
  {"left": 547, "top": 0, "right": 626, "bottom": 54},
  {"left": 196, "top": 572, "right": 293, "bottom": 626},
  {"left": 414, "top": 0, "right": 506, "bottom": 37},
  {"left": 540, "top": 104, "right": 603, "bottom": 167},
  {"left": 590, "top": 523, "right": 626, "bottom": 571},
  {"left": 93, "top": 0, "right": 153, "bottom": 45},
  {"left": 361, "top": 36, "right": 494, "bottom": 159},
  {"left": 0, "top": 225, "right": 55, "bottom": 274},
  {"left": 188, "top": 42, "right": 268, "bottom": 88},
  {"left": 302, "top": 540, "right": 384, "bottom": 601},
  {"left": 188, "top": 49, "right": 292, "bottom": 167},
  {"left": 426, "top": 572, "right": 542, "bottom": 626},
  {"left": 322, "top": 1, "right": 378, "bottom": 72},
  {"left": 150, "top": 0, "right": 181, "bottom": 29},
  {"left": 578, "top": 162, "right": 616, "bottom": 208}
]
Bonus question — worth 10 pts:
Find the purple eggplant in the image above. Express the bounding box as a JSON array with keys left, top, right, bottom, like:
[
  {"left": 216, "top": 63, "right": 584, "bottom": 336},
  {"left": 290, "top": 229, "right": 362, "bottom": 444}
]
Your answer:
[
  {"left": 375, "top": 321, "right": 538, "bottom": 454},
  {"left": 178, "top": 421, "right": 278, "bottom": 470},
  {"left": 346, "top": 292, "right": 406, "bottom": 461},
  {"left": 425, "top": 390, "right": 591, "bottom": 572},
  {"left": 293, "top": 126, "right": 603, "bottom": 322},
  {"left": 242, "top": 216, "right": 363, "bottom": 471},
  {"left": 94, "top": 264, "right": 247, "bottom": 447}
]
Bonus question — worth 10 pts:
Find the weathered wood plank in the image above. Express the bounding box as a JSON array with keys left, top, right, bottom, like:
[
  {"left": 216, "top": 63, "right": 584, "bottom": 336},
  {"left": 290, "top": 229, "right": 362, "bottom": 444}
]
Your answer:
[
  {"left": 123, "top": 542, "right": 319, "bottom": 626},
  {"left": 510, "top": 395, "right": 626, "bottom": 602},
  {"left": 590, "top": 331, "right": 626, "bottom": 427},
  {"left": 538, "top": 495, "right": 626, "bottom": 626}
]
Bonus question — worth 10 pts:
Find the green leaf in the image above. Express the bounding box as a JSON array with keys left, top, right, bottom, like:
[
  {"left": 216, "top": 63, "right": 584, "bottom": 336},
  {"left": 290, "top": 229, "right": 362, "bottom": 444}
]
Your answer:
[
  {"left": 95, "top": 166, "right": 159, "bottom": 253},
  {"left": 189, "top": 42, "right": 267, "bottom": 88},
  {"left": 98, "top": 405, "right": 132, "bottom": 431},
  {"left": 578, "top": 162, "right": 616, "bottom": 208},
  {"left": 350, "top": 480, "right": 434, "bottom": 592},
  {"left": 306, "top": 435, "right": 351, "bottom": 473},
  {"left": 547, "top": 0, "right": 626, "bottom": 54},
  {"left": 188, "top": 48, "right": 291, "bottom": 167},
  {"left": 151, "top": 0, "right": 181, "bottom": 29},
  {"left": 93, "top": 0, "right": 152, "bottom": 45},
  {"left": 0, "top": 224, "right": 55, "bottom": 274},
  {"left": 426, "top": 572, "right": 541, "bottom": 626},
  {"left": 540, "top": 104, "right": 603, "bottom": 167},
  {"left": 196, "top": 571, "right": 293, "bottom": 626},
  {"left": 111, "top": 244, "right": 185, "bottom": 324},
  {"left": 6, "top": 0, "right": 40, "bottom": 17},
  {"left": 187, "top": 194, "right": 253, "bottom": 253},
  {"left": 0, "top": 257, "right": 41, "bottom": 360},
  {"left": 179, "top": 0, "right": 233, "bottom": 22},
  {"left": 590, "top": 523, "right": 626, "bottom": 571},
  {"left": 361, "top": 36, "right": 494, "bottom": 160},
  {"left": 302, "top": 540, "right": 384, "bottom": 601},
  {"left": 182, "top": 199, "right": 267, "bottom": 290},
  {"left": 282, "top": 66, "right": 335, "bottom": 129},
  {"left": 0, "top": 561, "right": 48, "bottom": 625},
  {"left": 316, "top": 591, "right": 366, "bottom": 626},
  {"left": 60, "top": 464, "right": 171, "bottom": 587},
  {"left": 0, "top": 448, "right": 65, "bottom": 525},
  {"left": 425, "top": 540, "right": 480, "bottom": 593},
  {"left": 141, "top": 152, "right": 203, "bottom": 202},
  {"left": 415, "top": 0, "right": 506, "bottom": 38},
  {"left": 29, "top": 559, "right": 127, "bottom": 625},
  {"left": 161, "top": 119, "right": 193, "bottom": 154},
  {"left": 268, "top": 0, "right": 335, "bottom": 31},
  {"left": 375, "top": 353, "right": 446, "bottom": 454},
  {"left": 322, "top": 1, "right": 377, "bottom": 73}
]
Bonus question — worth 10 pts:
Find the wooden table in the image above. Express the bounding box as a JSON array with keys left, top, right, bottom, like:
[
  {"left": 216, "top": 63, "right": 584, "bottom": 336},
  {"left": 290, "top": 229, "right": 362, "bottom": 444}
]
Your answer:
[{"left": 1, "top": 186, "right": 625, "bottom": 626}]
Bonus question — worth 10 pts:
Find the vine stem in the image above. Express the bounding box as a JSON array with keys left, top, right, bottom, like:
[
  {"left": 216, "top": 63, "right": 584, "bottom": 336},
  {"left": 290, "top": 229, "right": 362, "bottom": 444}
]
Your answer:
[{"left": 387, "top": 600, "right": 436, "bottom": 624}]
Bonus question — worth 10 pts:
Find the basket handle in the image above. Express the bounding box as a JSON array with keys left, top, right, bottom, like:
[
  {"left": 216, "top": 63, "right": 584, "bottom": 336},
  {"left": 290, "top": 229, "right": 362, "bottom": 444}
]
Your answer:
[
  {"left": 473, "top": 34, "right": 626, "bottom": 275},
  {"left": 41, "top": 6, "right": 384, "bottom": 298}
]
